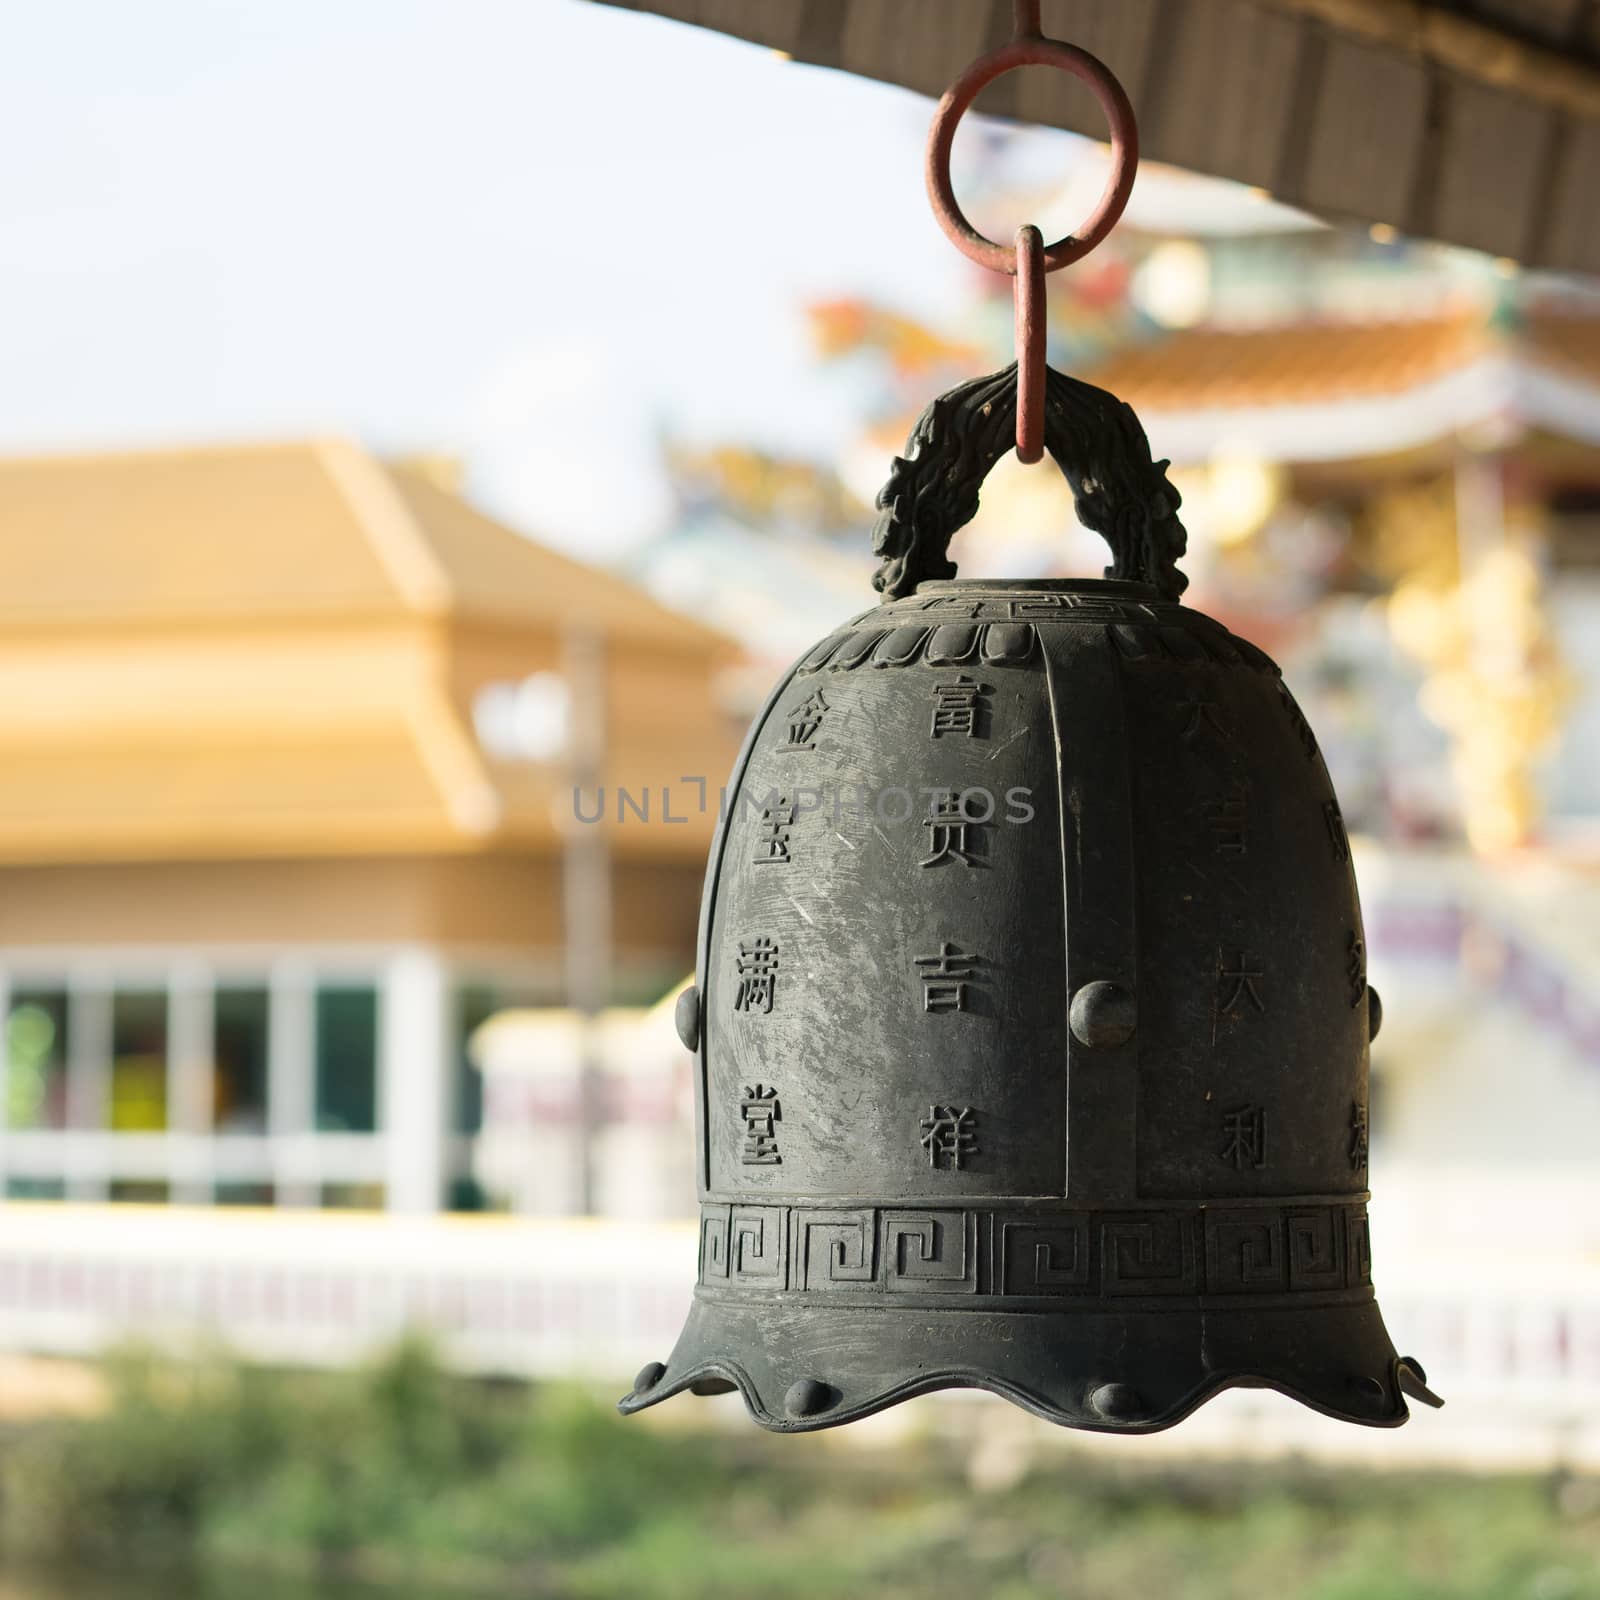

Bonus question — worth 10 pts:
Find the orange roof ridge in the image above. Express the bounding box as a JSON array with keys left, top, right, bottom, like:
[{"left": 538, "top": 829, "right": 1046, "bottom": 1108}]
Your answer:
[
  {"left": 0, "top": 435, "right": 333, "bottom": 470},
  {"left": 1076, "top": 313, "right": 1584, "bottom": 413},
  {"left": 314, "top": 438, "right": 453, "bottom": 616},
  {"left": 381, "top": 462, "right": 734, "bottom": 651}
]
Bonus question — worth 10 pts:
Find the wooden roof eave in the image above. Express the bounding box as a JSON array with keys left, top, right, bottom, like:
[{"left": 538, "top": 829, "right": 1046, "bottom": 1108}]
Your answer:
[{"left": 594, "top": 0, "right": 1600, "bottom": 276}]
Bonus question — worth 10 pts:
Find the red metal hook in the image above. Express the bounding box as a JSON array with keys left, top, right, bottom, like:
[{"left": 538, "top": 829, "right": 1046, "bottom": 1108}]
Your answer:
[
  {"left": 924, "top": 40, "right": 1138, "bottom": 275},
  {"left": 1014, "top": 224, "right": 1045, "bottom": 463},
  {"left": 924, "top": 5, "right": 1139, "bottom": 461}
]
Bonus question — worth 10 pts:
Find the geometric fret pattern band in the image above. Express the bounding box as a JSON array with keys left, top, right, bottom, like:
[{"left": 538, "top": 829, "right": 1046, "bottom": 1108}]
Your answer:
[{"left": 698, "top": 1201, "right": 1373, "bottom": 1302}]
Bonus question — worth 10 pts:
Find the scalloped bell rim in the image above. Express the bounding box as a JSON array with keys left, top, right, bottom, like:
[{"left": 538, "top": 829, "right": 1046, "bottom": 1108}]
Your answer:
[{"left": 619, "top": 1351, "right": 1442, "bottom": 1436}]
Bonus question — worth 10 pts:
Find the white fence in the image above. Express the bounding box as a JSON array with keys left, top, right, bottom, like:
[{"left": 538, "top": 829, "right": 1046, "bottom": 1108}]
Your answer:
[
  {"left": 0, "top": 1203, "right": 693, "bottom": 1380},
  {"left": 4, "top": 1200, "right": 1600, "bottom": 1466}
]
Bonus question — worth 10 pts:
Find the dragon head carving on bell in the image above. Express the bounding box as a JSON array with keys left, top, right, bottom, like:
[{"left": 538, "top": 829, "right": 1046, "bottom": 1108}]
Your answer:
[{"left": 620, "top": 362, "right": 1440, "bottom": 1434}]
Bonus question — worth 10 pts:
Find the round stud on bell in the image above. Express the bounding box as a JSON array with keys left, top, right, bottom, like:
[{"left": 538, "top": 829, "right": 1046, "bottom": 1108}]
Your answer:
[
  {"left": 620, "top": 3, "right": 1438, "bottom": 1439},
  {"left": 674, "top": 984, "right": 701, "bottom": 1052},
  {"left": 1069, "top": 981, "right": 1137, "bottom": 1049},
  {"left": 784, "top": 1378, "right": 833, "bottom": 1420},
  {"left": 1088, "top": 1382, "right": 1145, "bottom": 1423}
]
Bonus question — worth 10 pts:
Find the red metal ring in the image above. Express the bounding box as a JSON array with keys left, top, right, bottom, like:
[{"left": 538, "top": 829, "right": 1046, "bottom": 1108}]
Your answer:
[
  {"left": 925, "top": 37, "right": 1139, "bottom": 274},
  {"left": 1013, "top": 224, "right": 1045, "bottom": 463}
]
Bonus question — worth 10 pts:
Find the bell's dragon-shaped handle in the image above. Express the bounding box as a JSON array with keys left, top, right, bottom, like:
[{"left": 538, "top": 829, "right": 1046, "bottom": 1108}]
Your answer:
[{"left": 870, "top": 363, "right": 1189, "bottom": 602}]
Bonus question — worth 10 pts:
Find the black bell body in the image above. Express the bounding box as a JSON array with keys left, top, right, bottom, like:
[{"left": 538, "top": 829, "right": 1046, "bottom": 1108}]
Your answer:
[
  {"left": 623, "top": 578, "right": 1439, "bottom": 1432},
  {"left": 621, "top": 366, "right": 1437, "bottom": 1433}
]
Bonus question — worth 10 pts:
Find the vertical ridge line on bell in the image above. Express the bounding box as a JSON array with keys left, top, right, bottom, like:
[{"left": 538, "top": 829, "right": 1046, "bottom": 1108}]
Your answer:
[
  {"left": 1046, "top": 630, "right": 1141, "bottom": 1204},
  {"left": 1014, "top": 224, "right": 1046, "bottom": 463}
]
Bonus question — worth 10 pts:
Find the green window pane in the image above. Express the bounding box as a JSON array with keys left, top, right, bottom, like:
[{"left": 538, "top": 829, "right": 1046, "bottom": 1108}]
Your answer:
[
  {"left": 6, "top": 1178, "right": 65, "bottom": 1200},
  {"left": 314, "top": 985, "right": 377, "bottom": 1133},
  {"left": 455, "top": 984, "right": 497, "bottom": 1137},
  {"left": 6, "top": 988, "right": 70, "bottom": 1130},
  {"left": 110, "top": 1180, "right": 169, "bottom": 1204},
  {"left": 111, "top": 990, "right": 167, "bottom": 1132},
  {"left": 213, "top": 986, "right": 269, "bottom": 1134}
]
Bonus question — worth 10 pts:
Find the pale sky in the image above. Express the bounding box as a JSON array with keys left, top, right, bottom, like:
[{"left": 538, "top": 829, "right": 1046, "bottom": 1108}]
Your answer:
[{"left": 3, "top": 0, "right": 1126, "bottom": 557}]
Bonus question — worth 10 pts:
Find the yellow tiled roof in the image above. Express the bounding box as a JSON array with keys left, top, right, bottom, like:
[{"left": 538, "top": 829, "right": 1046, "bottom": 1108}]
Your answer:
[
  {"left": 0, "top": 439, "right": 737, "bottom": 864},
  {"left": 0, "top": 442, "right": 394, "bottom": 627},
  {"left": 0, "top": 437, "right": 723, "bottom": 651}
]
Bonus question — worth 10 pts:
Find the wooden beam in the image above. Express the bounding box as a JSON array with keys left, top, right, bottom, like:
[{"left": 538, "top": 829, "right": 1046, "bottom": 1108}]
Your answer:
[{"left": 1251, "top": 0, "right": 1600, "bottom": 120}]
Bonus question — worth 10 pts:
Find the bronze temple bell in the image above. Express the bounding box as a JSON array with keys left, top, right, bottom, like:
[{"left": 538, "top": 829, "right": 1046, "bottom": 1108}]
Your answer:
[{"left": 621, "top": 9, "right": 1441, "bottom": 1436}]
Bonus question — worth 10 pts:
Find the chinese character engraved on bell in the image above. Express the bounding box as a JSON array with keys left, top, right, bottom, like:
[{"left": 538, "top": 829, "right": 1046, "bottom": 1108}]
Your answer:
[
  {"left": 739, "top": 1084, "right": 781, "bottom": 1165},
  {"left": 1214, "top": 951, "right": 1266, "bottom": 1043},
  {"left": 1345, "top": 930, "right": 1367, "bottom": 1006},
  {"left": 930, "top": 675, "right": 987, "bottom": 739},
  {"left": 1180, "top": 699, "right": 1229, "bottom": 742},
  {"left": 778, "top": 688, "right": 828, "bottom": 752},
  {"left": 915, "top": 942, "right": 979, "bottom": 1013},
  {"left": 733, "top": 937, "right": 778, "bottom": 1013},
  {"left": 1205, "top": 780, "right": 1249, "bottom": 855},
  {"left": 920, "top": 790, "right": 986, "bottom": 868},
  {"left": 1279, "top": 681, "right": 1319, "bottom": 760},
  {"left": 1349, "top": 1100, "right": 1369, "bottom": 1170},
  {"left": 1324, "top": 797, "right": 1350, "bottom": 862},
  {"left": 1220, "top": 1104, "right": 1266, "bottom": 1170},
  {"left": 752, "top": 794, "right": 796, "bottom": 866},
  {"left": 920, "top": 1105, "right": 978, "bottom": 1169}
]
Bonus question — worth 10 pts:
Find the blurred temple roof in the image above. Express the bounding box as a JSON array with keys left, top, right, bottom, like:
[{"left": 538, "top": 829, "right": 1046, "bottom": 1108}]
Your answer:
[
  {"left": 0, "top": 439, "right": 724, "bottom": 651},
  {"left": 597, "top": 0, "right": 1600, "bottom": 276},
  {"left": 1086, "top": 310, "right": 1600, "bottom": 411},
  {"left": 1079, "top": 307, "right": 1600, "bottom": 463},
  {"left": 0, "top": 440, "right": 739, "bottom": 865}
]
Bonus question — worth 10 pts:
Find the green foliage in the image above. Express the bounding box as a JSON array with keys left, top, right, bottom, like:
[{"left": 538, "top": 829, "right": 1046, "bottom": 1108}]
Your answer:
[
  {"left": 2, "top": 1345, "right": 1600, "bottom": 1600},
  {"left": 0, "top": 1338, "right": 730, "bottom": 1581}
]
